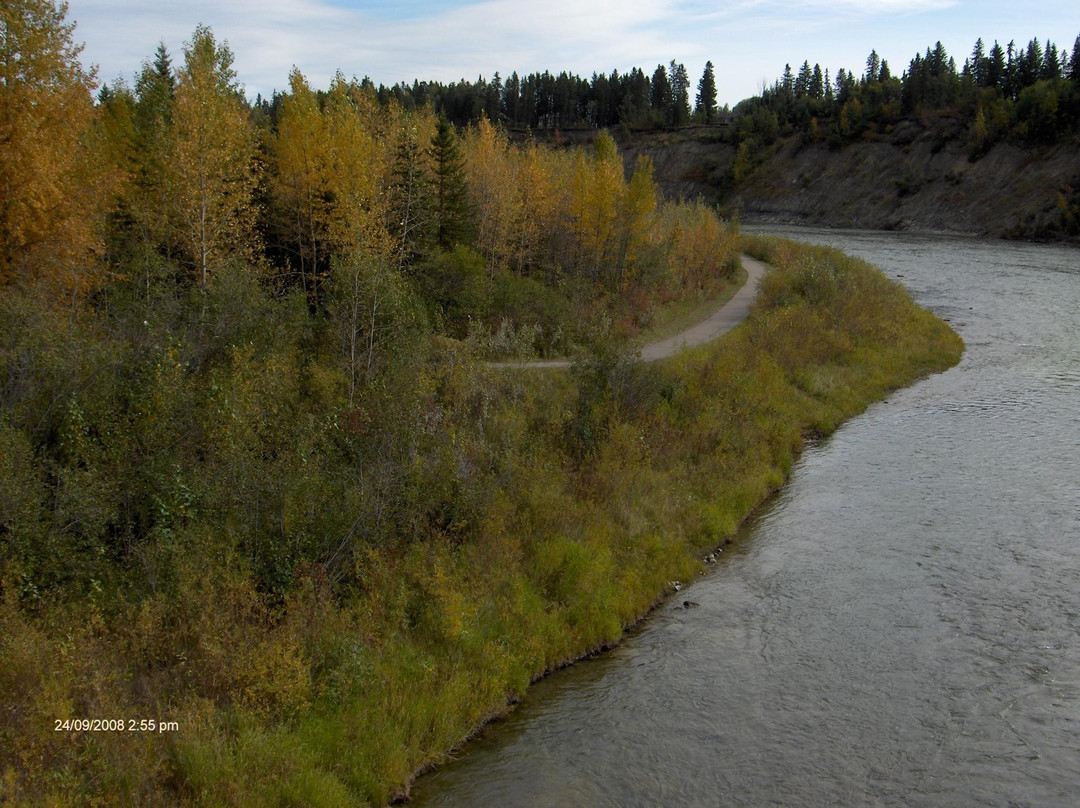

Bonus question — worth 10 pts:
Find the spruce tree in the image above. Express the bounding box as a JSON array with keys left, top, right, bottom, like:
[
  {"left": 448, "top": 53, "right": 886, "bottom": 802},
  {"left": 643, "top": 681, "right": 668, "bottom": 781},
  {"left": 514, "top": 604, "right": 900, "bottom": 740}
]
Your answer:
[
  {"left": 795, "top": 61, "right": 812, "bottom": 98},
  {"left": 430, "top": 117, "right": 471, "bottom": 250},
  {"left": 388, "top": 127, "right": 434, "bottom": 265},
  {"left": 131, "top": 43, "right": 176, "bottom": 256},
  {"left": 670, "top": 61, "right": 691, "bottom": 125},
  {"left": 695, "top": 61, "right": 717, "bottom": 123},
  {"left": 810, "top": 64, "right": 825, "bottom": 99},
  {"left": 650, "top": 64, "right": 671, "bottom": 123},
  {"left": 865, "top": 50, "right": 881, "bottom": 84}
]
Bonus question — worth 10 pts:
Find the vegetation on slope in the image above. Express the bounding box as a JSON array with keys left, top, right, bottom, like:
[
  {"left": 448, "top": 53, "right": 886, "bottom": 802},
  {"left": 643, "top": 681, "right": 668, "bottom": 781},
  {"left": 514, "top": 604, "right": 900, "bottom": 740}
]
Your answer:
[
  {"left": 1, "top": 231, "right": 962, "bottom": 805},
  {"left": 2, "top": 4, "right": 963, "bottom": 805}
]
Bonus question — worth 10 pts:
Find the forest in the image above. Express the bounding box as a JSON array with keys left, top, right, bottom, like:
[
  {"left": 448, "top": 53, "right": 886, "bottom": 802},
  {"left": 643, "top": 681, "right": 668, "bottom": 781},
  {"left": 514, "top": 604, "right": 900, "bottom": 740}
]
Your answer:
[
  {"left": 2, "top": 2, "right": 963, "bottom": 805},
  {"left": 335, "top": 35, "right": 1080, "bottom": 150},
  {"left": 731, "top": 36, "right": 1080, "bottom": 153}
]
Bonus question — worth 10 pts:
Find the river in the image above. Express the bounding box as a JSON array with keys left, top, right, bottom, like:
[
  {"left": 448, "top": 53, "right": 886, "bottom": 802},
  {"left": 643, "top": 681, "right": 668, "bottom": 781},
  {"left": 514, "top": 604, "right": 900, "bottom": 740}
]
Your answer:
[{"left": 410, "top": 229, "right": 1080, "bottom": 807}]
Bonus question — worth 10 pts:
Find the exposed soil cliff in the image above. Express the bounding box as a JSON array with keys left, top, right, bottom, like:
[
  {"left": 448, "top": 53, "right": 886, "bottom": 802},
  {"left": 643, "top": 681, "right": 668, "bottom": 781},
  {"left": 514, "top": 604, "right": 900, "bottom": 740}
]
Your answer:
[{"left": 623, "top": 124, "right": 1080, "bottom": 240}]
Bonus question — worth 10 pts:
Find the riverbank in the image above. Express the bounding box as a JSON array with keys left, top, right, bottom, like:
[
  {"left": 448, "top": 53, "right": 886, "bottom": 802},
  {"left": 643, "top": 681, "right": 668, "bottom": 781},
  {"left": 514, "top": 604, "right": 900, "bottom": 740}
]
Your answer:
[
  {"left": 383, "top": 235, "right": 963, "bottom": 803},
  {"left": 409, "top": 229, "right": 1080, "bottom": 808},
  {"left": 0, "top": 237, "right": 962, "bottom": 806},
  {"left": 622, "top": 129, "right": 1080, "bottom": 242}
]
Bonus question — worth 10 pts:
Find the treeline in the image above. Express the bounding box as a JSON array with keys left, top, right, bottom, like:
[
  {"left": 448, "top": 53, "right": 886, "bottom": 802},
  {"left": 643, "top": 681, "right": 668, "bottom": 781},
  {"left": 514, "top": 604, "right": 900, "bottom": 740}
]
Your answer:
[
  {"left": 270, "top": 59, "right": 727, "bottom": 131},
  {"left": 733, "top": 34, "right": 1080, "bottom": 153}
]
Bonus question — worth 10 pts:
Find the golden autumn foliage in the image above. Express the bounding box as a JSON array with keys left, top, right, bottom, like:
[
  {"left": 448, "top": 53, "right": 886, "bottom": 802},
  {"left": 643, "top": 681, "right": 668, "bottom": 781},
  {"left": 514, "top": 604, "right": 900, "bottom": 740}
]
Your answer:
[
  {"left": 321, "top": 75, "right": 394, "bottom": 258},
  {"left": 462, "top": 119, "right": 520, "bottom": 276},
  {"left": 271, "top": 68, "right": 333, "bottom": 297},
  {"left": 166, "top": 25, "right": 257, "bottom": 286},
  {"left": 570, "top": 129, "right": 623, "bottom": 276},
  {"left": 0, "top": 0, "right": 102, "bottom": 291}
]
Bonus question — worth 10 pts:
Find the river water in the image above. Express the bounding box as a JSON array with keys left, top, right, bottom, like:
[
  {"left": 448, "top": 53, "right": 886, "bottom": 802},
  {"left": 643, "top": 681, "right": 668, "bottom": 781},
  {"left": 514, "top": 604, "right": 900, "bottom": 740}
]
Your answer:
[{"left": 410, "top": 230, "right": 1080, "bottom": 807}]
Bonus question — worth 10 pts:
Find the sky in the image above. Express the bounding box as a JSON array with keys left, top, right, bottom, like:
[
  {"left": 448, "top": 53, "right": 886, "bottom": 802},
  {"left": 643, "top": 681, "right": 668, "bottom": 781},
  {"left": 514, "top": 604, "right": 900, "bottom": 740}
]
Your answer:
[{"left": 67, "top": 0, "right": 1080, "bottom": 107}]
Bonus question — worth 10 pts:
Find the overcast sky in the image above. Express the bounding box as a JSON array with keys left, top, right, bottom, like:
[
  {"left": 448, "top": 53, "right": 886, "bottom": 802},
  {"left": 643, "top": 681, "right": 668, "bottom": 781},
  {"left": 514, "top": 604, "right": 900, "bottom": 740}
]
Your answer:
[{"left": 67, "top": 0, "right": 1080, "bottom": 106}]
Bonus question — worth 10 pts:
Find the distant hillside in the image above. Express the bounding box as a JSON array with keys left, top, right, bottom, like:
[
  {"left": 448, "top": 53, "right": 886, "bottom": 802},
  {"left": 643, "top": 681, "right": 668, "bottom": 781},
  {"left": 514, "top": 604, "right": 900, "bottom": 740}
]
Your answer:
[{"left": 622, "top": 124, "right": 1080, "bottom": 241}]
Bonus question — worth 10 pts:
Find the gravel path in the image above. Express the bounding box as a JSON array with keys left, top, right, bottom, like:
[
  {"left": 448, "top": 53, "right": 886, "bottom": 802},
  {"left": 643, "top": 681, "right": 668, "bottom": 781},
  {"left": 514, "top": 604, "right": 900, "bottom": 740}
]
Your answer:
[{"left": 490, "top": 254, "right": 767, "bottom": 369}]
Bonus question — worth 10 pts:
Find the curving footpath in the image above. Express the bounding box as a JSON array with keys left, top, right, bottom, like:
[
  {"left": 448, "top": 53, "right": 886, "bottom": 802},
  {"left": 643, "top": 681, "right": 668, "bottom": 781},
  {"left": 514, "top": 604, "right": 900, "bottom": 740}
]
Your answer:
[{"left": 491, "top": 254, "right": 768, "bottom": 369}]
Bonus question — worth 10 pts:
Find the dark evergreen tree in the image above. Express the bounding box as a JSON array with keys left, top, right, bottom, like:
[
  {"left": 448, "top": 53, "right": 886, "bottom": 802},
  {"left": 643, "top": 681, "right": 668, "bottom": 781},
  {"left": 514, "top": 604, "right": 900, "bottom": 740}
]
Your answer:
[
  {"left": 388, "top": 128, "right": 434, "bottom": 265},
  {"left": 988, "top": 41, "right": 1007, "bottom": 89},
  {"left": 620, "top": 66, "right": 651, "bottom": 125},
  {"left": 503, "top": 71, "right": 521, "bottom": 124},
  {"left": 971, "top": 38, "right": 986, "bottom": 87},
  {"left": 795, "top": 61, "right": 812, "bottom": 98},
  {"left": 1018, "top": 39, "right": 1043, "bottom": 87},
  {"left": 695, "top": 60, "right": 718, "bottom": 123},
  {"left": 134, "top": 43, "right": 175, "bottom": 133},
  {"left": 650, "top": 63, "right": 671, "bottom": 122},
  {"left": 130, "top": 42, "right": 177, "bottom": 257},
  {"left": 430, "top": 118, "right": 471, "bottom": 250},
  {"left": 782, "top": 63, "right": 795, "bottom": 98},
  {"left": 810, "top": 63, "right": 825, "bottom": 99},
  {"left": 1042, "top": 41, "right": 1062, "bottom": 80},
  {"left": 865, "top": 50, "right": 881, "bottom": 84},
  {"left": 670, "top": 60, "right": 691, "bottom": 125}
]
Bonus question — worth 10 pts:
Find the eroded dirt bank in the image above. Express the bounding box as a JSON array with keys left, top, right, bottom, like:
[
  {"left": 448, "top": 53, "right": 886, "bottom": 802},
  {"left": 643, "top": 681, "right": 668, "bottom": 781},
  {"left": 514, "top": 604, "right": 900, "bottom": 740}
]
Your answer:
[{"left": 622, "top": 125, "right": 1079, "bottom": 239}]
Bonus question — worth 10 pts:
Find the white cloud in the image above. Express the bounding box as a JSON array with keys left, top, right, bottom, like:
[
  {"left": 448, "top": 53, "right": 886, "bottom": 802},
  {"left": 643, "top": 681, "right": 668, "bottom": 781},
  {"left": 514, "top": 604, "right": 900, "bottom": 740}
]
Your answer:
[{"left": 67, "top": 0, "right": 1078, "bottom": 105}]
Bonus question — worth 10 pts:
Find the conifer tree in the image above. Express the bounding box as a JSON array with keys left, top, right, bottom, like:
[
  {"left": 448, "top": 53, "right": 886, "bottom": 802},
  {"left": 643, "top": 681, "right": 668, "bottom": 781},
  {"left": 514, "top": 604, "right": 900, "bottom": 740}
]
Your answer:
[
  {"left": 695, "top": 61, "right": 718, "bottom": 123},
  {"left": 430, "top": 118, "right": 471, "bottom": 250},
  {"left": 1042, "top": 41, "right": 1062, "bottom": 80},
  {"left": 865, "top": 50, "right": 881, "bottom": 84},
  {"left": 971, "top": 38, "right": 986, "bottom": 87},
  {"left": 129, "top": 43, "right": 175, "bottom": 256},
  {"left": 650, "top": 64, "right": 671, "bottom": 122},
  {"left": 388, "top": 124, "right": 434, "bottom": 265},
  {"left": 810, "top": 64, "right": 825, "bottom": 99},
  {"left": 988, "top": 41, "right": 1007, "bottom": 89},
  {"left": 670, "top": 61, "right": 691, "bottom": 125},
  {"left": 795, "top": 61, "right": 812, "bottom": 98}
]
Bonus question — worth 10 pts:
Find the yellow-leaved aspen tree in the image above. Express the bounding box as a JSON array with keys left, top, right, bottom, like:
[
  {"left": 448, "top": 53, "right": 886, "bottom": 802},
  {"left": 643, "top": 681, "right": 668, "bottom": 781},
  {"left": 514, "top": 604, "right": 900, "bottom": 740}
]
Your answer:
[
  {"left": 464, "top": 118, "right": 518, "bottom": 277},
  {"left": 516, "top": 143, "right": 564, "bottom": 274},
  {"left": 322, "top": 75, "right": 385, "bottom": 258},
  {"left": 0, "top": 0, "right": 99, "bottom": 290},
  {"left": 272, "top": 68, "right": 332, "bottom": 300},
  {"left": 572, "top": 130, "right": 623, "bottom": 280},
  {"left": 614, "top": 154, "right": 657, "bottom": 289},
  {"left": 167, "top": 25, "right": 257, "bottom": 287}
]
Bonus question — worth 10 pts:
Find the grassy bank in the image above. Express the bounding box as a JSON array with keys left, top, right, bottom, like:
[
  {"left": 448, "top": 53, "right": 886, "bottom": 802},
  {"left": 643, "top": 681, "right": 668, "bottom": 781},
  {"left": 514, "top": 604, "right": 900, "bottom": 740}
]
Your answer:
[{"left": 0, "top": 237, "right": 961, "bottom": 806}]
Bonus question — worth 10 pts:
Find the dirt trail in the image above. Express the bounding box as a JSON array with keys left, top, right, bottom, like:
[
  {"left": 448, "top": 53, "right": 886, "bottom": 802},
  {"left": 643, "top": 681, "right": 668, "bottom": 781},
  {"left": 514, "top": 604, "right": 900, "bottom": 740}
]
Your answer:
[{"left": 491, "top": 255, "right": 767, "bottom": 369}]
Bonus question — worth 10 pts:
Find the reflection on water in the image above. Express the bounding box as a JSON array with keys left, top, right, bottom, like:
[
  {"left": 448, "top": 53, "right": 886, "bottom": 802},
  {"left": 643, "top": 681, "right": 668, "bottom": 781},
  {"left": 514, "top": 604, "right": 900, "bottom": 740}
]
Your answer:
[{"left": 411, "top": 230, "right": 1080, "bottom": 808}]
